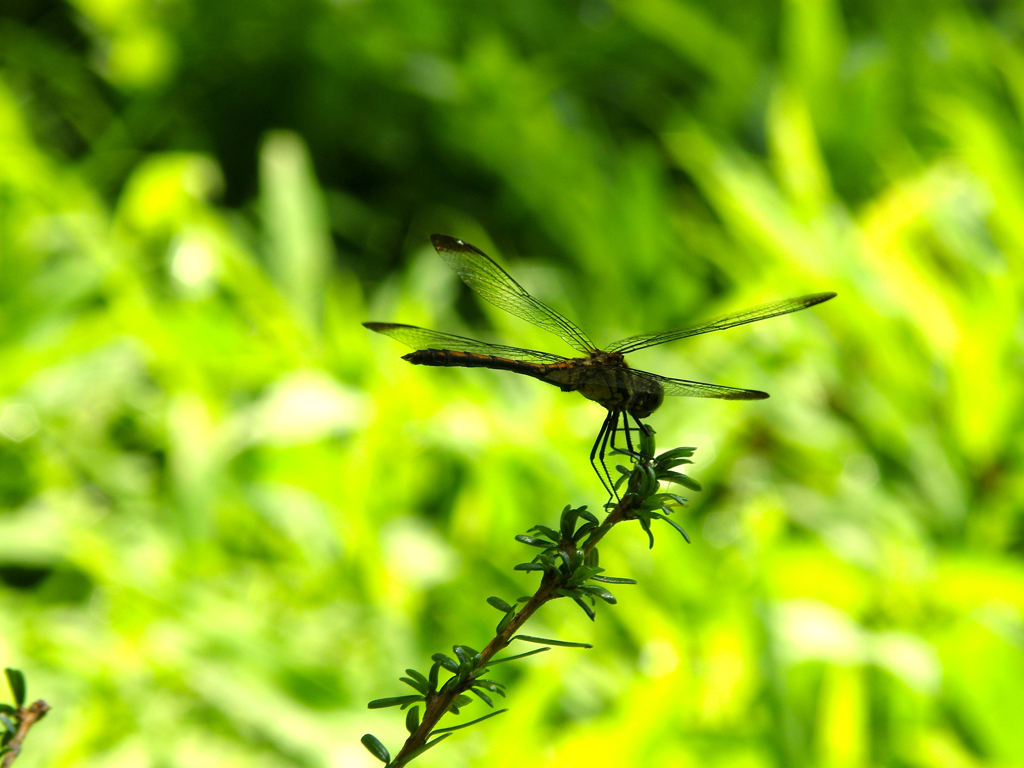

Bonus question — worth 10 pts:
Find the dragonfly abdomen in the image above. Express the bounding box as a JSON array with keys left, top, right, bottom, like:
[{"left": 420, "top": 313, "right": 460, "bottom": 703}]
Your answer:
[{"left": 403, "top": 349, "right": 551, "bottom": 380}]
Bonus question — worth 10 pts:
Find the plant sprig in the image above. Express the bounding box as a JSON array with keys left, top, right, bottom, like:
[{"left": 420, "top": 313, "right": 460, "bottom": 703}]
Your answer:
[
  {"left": 1, "top": 669, "right": 50, "bottom": 768},
  {"left": 362, "top": 428, "right": 699, "bottom": 767}
]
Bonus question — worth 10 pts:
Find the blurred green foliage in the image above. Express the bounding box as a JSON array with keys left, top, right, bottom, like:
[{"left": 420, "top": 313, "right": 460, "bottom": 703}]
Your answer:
[{"left": 2, "top": 0, "right": 1024, "bottom": 766}]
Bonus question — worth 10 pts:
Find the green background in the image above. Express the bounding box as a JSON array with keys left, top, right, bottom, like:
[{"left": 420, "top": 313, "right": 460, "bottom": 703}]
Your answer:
[{"left": 2, "top": 0, "right": 1024, "bottom": 766}]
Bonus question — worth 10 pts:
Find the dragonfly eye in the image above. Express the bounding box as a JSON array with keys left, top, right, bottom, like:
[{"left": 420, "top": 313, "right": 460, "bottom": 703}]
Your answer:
[{"left": 627, "top": 387, "right": 664, "bottom": 419}]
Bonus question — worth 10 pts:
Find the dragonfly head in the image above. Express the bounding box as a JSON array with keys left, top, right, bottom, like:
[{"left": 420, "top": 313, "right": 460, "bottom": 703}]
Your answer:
[{"left": 626, "top": 384, "right": 664, "bottom": 419}]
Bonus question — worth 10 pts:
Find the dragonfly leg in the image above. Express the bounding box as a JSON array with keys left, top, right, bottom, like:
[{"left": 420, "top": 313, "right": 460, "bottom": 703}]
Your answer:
[
  {"left": 598, "top": 413, "right": 620, "bottom": 500},
  {"left": 591, "top": 410, "right": 619, "bottom": 500},
  {"left": 621, "top": 411, "right": 636, "bottom": 455},
  {"left": 610, "top": 411, "right": 642, "bottom": 459}
]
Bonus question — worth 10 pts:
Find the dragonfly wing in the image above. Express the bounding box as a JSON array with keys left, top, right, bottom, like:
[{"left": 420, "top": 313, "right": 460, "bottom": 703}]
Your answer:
[
  {"left": 627, "top": 368, "right": 769, "bottom": 400},
  {"left": 431, "top": 235, "right": 596, "bottom": 354},
  {"left": 538, "top": 365, "right": 768, "bottom": 399},
  {"left": 606, "top": 292, "right": 837, "bottom": 354},
  {"left": 363, "top": 323, "right": 569, "bottom": 364}
]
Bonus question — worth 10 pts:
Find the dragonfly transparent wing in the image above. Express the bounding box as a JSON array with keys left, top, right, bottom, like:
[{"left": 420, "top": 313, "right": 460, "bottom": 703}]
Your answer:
[
  {"left": 606, "top": 292, "right": 836, "bottom": 354},
  {"left": 363, "top": 322, "right": 569, "bottom": 364},
  {"left": 431, "top": 234, "right": 596, "bottom": 354},
  {"left": 539, "top": 364, "right": 768, "bottom": 400},
  {"left": 626, "top": 368, "right": 769, "bottom": 400}
]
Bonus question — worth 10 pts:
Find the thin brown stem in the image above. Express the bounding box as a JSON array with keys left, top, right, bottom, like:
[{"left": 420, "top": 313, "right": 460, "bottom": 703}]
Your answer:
[{"left": 1, "top": 701, "right": 51, "bottom": 768}]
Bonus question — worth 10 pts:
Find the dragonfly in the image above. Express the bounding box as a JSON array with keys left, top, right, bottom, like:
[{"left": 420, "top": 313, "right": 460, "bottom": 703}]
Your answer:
[{"left": 364, "top": 235, "right": 836, "bottom": 497}]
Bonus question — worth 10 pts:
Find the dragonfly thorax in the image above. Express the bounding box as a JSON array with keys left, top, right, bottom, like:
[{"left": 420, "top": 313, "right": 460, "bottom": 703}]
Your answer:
[{"left": 566, "top": 351, "right": 665, "bottom": 418}]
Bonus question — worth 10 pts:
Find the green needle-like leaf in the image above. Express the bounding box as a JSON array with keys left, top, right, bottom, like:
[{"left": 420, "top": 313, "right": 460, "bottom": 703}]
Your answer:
[
  {"left": 470, "top": 687, "right": 494, "bottom": 707},
  {"left": 512, "top": 635, "right": 593, "bottom": 648},
  {"left": 360, "top": 733, "right": 391, "bottom": 764},
  {"left": 448, "top": 692, "right": 474, "bottom": 715},
  {"left": 642, "top": 464, "right": 659, "bottom": 495},
  {"left": 638, "top": 516, "right": 655, "bottom": 549},
  {"left": 401, "top": 732, "right": 452, "bottom": 763},
  {"left": 399, "top": 676, "right": 428, "bottom": 694},
  {"left": 406, "top": 705, "right": 420, "bottom": 735},
  {"left": 572, "top": 596, "right": 597, "bottom": 620},
  {"left": 590, "top": 575, "right": 637, "bottom": 584},
  {"left": 573, "top": 522, "right": 598, "bottom": 541},
  {"left": 652, "top": 512, "right": 691, "bottom": 543},
  {"left": 515, "top": 535, "right": 556, "bottom": 548},
  {"left": 487, "top": 596, "right": 513, "bottom": 612},
  {"left": 488, "top": 647, "right": 551, "bottom": 665},
  {"left": 559, "top": 505, "right": 577, "bottom": 539},
  {"left": 405, "top": 668, "right": 430, "bottom": 690},
  {"left": 4, "top": 670, "right": 25, "bottom": 709},
  {"left": 580, "top": 584, "right": 617, "bottom": 603},
  {"left": 661, "top": 471, "right": 702, "bottom": 491},
  {"left": 471, "top": 679, "right": 507, "bottom": 695},
  {"left": 367, "top": 694, "right": 424, "bottom": 709},
  {"left": 651, "top": 492, "right": 689, "bottom": 507},
  {"left": 430, "top": 708, "right": 509, "bottom": 734},
  {"left": 496, "top": 610, "right": 515, "bottom": 635},
  {"left": 661, "top": 458, "right": 694, "bottom": 469},
  {"left": 431, "top": 653, "right": 459, "bottom": 672},
  {"left": 529, "top": 525, "right": 561, "bottom": 541},
  {"left": 657, "top": 447, "right": 697, "bottom": 461}
]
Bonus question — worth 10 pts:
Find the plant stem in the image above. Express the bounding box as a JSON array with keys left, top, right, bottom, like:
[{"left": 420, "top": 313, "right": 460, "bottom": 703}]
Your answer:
[
  {"left": 1, "top": 700, "right": 51, "bottom": 768},
  {"left": 388, "top": 491, "right": 642, "bottom": 767}
]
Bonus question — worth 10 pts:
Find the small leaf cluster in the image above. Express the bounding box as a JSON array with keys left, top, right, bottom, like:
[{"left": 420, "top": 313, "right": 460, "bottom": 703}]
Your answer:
[
  {"left": 0, "top": 668, "right": 27, "bottom": 757},
  {"left": 614, "top": 445, "right": 700, "bottom": 548},
  {"left": 486, "top": 594, "right": 530, "bottom": 636},
  {"left": 514, "top": 505, "right": 636, "bottom": 621},
  {"left": 363, "top": 646, "right": 516, "bottom": 765}
]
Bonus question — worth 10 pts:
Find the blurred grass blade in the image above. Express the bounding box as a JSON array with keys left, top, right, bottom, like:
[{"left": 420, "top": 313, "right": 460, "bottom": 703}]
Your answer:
[{"left": 259, "top": 131, "right": 331, "bottom": 328}]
